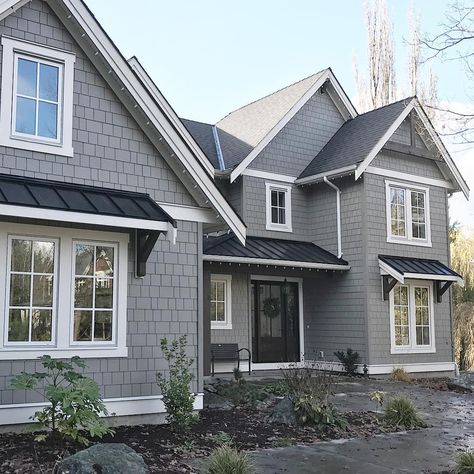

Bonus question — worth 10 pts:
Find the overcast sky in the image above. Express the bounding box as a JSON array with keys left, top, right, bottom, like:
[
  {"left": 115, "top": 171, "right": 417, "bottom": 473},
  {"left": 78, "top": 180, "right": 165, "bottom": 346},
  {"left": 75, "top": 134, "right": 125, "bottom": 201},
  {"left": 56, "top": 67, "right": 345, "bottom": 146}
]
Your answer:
[{"left": 85, "top": 0, "right": 473, "bottom": 228}]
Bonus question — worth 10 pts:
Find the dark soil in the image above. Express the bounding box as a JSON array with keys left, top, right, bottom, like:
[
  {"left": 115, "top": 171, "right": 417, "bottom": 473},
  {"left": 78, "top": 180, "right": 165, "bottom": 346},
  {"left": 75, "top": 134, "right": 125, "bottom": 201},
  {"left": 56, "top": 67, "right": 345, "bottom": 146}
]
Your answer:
[{"left": 0, "top": 407, "right": 402, "bottom": 474}]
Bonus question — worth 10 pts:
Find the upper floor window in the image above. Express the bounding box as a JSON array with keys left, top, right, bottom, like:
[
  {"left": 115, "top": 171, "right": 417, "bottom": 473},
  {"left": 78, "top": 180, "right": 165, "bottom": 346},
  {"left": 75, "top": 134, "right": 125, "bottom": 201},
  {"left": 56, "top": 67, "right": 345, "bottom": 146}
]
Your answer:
[
  {"left": 0, "top": 37, "right": 75, "bottom": 157},
  {"left": 210, "top": 274, "right": 232, "bottom": 329},
  {"left": 265, "top": 183, "right": 292, "bottom": 232},
  {"left": 385, "top": 180, "right": 431, "bottom": 247}
]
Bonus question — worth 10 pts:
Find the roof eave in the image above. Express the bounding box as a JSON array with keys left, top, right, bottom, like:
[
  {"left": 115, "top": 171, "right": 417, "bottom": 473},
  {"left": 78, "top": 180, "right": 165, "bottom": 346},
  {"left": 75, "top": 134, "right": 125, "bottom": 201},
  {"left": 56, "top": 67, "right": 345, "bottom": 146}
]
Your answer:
[{"left": 295, "top": 165, "right": 357, "bottom": 186}]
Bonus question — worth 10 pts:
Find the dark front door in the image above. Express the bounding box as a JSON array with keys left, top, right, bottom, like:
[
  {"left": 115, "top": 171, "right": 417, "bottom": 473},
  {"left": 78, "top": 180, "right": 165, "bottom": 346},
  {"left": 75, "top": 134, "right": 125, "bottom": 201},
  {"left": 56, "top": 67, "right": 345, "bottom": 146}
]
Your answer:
[{"left": 251, "top": 280, "right": 300, "bottom": 363}]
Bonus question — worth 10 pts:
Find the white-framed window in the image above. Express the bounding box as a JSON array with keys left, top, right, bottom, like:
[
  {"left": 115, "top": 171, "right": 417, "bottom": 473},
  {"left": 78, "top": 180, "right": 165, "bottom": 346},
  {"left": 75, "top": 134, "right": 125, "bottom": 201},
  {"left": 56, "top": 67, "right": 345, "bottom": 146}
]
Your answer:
[
  {"left": 265, "top": 182, "right": 292, "bottom": 232},
  {"left": 210, "top": 274, "right": 232, "bottom": 329},
  {"left": 0, "top": 36, "right": 75, "bottom": 157},
  {"left": 389, "top": 281, "right": 435, "bottom": 354},
  {"left": 0, "top": 223, "right": 128, "bottom": 360},
  {"left": 385, "top": 180, "right": 431, "bottom": 247}
]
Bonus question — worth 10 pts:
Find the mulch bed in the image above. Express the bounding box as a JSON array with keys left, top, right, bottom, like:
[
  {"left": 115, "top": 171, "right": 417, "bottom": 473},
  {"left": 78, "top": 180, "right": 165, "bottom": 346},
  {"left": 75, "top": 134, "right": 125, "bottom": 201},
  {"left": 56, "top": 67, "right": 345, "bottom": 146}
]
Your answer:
[{"left": 0, "top": 407, "right": 409, "bottom": 474}]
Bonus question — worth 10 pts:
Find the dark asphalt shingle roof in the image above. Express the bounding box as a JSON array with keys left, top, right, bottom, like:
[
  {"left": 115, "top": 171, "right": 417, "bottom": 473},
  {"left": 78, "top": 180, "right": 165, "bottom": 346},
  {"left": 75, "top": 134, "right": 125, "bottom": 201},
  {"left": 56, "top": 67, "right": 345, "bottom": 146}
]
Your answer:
[
  {"left": 299, "top": 98, "right": 413, "bottom": 179},
  {"left": 204, "top": 234, "right": 348, "bottom": 267},
  {"left": 181, "top": 119, "right": 220, "bottom": 169},
  {"left": 0, "top": 173, "right": 175, "bottom": 225},
  {"left": 379, "top": 255, "right": 462, "bottom": 280}
]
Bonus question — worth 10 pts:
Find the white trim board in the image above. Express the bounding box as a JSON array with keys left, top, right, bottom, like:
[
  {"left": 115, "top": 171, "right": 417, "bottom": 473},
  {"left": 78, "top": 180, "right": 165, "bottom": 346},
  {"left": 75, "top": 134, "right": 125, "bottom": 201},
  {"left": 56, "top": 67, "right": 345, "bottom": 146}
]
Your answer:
[
  {"left": 204, "top": 254, "right": 350, "bottom": 271},
  {"left": 229, "top": 69, "right": 357, "bottom": 183},
  {"left": 0, "top": 393, "right": 204, "bottom": 426},
  {"left": 156, "top": 202, "right": 218, "bottom": 224},
  {"left": 242, "top": 168, "right": 297, "bottom": 183},
  {"left": 295, "top": 165, "right": 357, "bottom": 186}
]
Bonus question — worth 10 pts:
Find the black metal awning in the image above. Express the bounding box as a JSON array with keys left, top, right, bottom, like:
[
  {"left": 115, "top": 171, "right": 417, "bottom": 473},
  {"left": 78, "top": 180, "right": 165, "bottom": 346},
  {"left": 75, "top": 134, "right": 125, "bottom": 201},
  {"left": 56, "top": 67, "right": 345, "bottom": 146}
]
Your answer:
[
  {"left": 379, "top": 255, "right": 464, "bottom": 302},
  {"left": 0, "top": 174, "right": 177, "bottom": 277},
  {"left": 203, "top": 234, "right": 350, "bottom": 270}
]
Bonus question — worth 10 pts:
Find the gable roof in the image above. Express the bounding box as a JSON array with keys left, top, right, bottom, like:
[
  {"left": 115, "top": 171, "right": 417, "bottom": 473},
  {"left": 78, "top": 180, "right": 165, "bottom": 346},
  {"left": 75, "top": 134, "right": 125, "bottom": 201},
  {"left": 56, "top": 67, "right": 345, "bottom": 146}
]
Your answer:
[
  {"left": 299, "top": 98, "right": 412, "bottom": 179},
  {"left": 181, "top": 119, "right": 220, "bottom": 169},
  {"left": 0, "top": 0, "right": 247, "bottom": 243}
]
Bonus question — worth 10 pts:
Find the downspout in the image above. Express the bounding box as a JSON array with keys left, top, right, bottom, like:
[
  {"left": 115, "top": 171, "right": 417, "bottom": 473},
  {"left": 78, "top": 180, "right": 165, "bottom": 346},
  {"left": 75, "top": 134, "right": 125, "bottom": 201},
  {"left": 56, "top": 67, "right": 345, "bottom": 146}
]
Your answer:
[{"left": 323, "top": 176, "right": 342, "bottom": 258}]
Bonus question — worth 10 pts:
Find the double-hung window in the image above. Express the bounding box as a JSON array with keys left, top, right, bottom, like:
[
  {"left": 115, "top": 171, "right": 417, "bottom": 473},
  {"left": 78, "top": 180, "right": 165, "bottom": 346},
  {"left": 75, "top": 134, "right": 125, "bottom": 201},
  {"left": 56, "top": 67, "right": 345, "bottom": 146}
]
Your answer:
[
  {"left": 386, "top": 180, "right": 431, "bottom": 246},
  {"left": 390, "top": 282, "right": 435, "bottom": 353},
  {"left": 265, "top": 183, "right": 292, "bottom": 232},
  {"left": 0, "top": 36, "right": 75, "bottom": 156},
  {"left": 210, "top": 274, "right": 232, "bottom": 329},
  {"left": 0, "top": 223, "right": 128, "bottom": 360}
]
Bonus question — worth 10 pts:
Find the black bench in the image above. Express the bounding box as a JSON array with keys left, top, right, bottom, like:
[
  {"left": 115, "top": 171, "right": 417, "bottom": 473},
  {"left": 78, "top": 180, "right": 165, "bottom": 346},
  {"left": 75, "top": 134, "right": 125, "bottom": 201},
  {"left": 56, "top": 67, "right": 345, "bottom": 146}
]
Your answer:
[{"left": 211, "top": 343, "right": 252, "bottom": 376}]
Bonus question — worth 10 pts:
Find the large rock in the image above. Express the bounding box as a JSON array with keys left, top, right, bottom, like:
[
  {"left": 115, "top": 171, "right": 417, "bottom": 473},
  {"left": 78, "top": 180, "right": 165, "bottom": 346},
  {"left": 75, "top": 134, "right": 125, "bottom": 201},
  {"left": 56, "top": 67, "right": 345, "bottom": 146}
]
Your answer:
[
  {"left": 448, "top": 372, "right": 474, "bottom": 393},
  {"left": 270, "top": 396, "right": 297, "bottom": 425},
  {"left": 54, "top": 443, "right": 148, "bottom": 474}
]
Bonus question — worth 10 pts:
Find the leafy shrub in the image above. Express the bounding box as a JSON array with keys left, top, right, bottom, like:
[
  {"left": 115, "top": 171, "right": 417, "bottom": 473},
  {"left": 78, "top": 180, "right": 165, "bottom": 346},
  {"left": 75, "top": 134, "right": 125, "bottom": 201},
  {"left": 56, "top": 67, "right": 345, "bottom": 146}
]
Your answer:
[
  {"left": 334, "top": 348, "right": 361, "bottom": 376},
  {"left": 293, "top": 395, "right": 347, "bottom": 430},
  {"left": 391, "top": 368, "right": 412, "bottom": 382},
  {"left": 215, "top": 379, "right": 267, "bottom": 407},
  {"left": 207, "top": 444, "right": 254, "bottom": 474},
  {"left": 384, "top": 396, "right": 425, "bottom": 429},
  {"left": 156, "top": 335, "right": 199, "bottom": 432},
  {"left": 263, "top": 381, "right": 288, "bottom": 396},
  {"left": 455, "top": 451, "right": 474, "bottom": 474},
  {"left": 11, "top": 355, "right": 112, "bottom": 445}
]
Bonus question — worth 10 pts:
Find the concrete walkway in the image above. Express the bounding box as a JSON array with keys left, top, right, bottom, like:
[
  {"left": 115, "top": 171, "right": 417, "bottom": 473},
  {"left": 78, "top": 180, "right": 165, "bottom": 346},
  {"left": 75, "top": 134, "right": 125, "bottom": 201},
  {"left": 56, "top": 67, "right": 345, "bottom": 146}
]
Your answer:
[{"left": 249, "top": 379, "right": 474, "bottom": 473}]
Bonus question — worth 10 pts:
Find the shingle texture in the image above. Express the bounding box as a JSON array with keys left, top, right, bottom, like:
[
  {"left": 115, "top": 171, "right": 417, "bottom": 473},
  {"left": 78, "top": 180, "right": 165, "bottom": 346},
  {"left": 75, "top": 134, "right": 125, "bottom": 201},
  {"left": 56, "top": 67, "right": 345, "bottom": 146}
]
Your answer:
[
  {"left": 379, "top": 255, "right": 462, "bottom": 279},
  {"left": 204, "top": 234, "right": 348, "bottom": 267},
  {"left": 0, "top": 173, "right": 175, "bottom": 224},
  {"left": 299, "top": 98, "right": 413, "bottom": 178},
  {"left": 181, "top": 119, "right": 220, "bottom": 169}
]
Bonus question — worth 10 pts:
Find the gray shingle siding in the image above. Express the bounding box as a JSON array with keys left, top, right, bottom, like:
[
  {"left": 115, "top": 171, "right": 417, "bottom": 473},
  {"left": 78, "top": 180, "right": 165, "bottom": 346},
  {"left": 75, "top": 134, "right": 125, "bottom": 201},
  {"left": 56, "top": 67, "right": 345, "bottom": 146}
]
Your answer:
[{"left": 0, "top": 1, "right": 202, "bottom": 403}]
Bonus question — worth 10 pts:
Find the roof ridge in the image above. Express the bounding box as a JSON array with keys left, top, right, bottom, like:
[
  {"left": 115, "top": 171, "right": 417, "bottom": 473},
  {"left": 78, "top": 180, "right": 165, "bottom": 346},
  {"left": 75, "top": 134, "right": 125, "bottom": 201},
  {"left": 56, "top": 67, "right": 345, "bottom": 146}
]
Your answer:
[
  {"left": 218, "top": 69, "right": 329, "bottom": 122},
  {"left": 353, "top": 96, "right": 415, "bottom": 119},
  {"left": 181, "top": 117, "right": 213, "bottom": 127}
]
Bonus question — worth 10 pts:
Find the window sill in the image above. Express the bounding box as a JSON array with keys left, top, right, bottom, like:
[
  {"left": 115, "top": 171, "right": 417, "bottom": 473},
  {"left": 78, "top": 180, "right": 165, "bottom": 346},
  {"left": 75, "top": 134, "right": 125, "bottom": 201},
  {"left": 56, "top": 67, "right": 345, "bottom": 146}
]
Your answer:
[
  {"left": 390, "top": 347, "right": 436, "bottom": 355},
  {"left": 211, "top": 323, "right": 233, "bottom": 330},
  {"left": 0, "top": 134, "right": 74, "bottom": 157},
  {"left": 265, "top": 224, "right": 293, "bottom": 233},
  {"left": 0, "top": 346, "right": 128, "bottom": 360},
  {"left": 387, "top": 237, "right": 432, "bottom": 248}
]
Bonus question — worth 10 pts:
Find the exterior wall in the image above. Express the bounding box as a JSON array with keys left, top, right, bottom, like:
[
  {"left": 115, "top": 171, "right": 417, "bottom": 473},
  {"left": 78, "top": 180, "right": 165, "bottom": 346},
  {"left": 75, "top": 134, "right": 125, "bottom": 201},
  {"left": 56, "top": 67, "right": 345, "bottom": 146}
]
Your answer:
[
  {"left": 364, "top": 157, "right": 453, "bottom": 366},
  {"left": 248, "top": 91, "right": 345, "bottom": 177},
  {"left": 0, "top": 0, "right": 202, "bottom": 407}
]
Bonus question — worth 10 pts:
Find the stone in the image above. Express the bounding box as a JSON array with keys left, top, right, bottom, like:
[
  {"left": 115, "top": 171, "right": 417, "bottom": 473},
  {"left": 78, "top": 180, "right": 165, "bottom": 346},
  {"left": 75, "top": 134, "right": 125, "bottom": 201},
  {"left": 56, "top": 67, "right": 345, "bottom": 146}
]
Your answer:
[
  {"left": 270, "top": 396, "right": 297, "bottom": 425},
  {"left": 54, "top": 443, "right": 149, "bottom": 474},
  {"left": 448, "top": 372, "right": 474, "bottom": 393}
]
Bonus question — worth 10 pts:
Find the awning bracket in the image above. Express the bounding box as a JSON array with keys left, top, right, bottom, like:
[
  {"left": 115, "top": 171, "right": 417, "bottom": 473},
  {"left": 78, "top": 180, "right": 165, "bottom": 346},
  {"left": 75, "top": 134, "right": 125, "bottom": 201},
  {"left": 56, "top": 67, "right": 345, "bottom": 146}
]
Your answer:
[
  {"left": 435, "top": 281, "right": 453, "bottom": 303},
  {"left": 382, "top": 275, "right": 398, "bottom": 301},
  {"left": 136, "top": 229, "right": 162, "bottom": 278}
]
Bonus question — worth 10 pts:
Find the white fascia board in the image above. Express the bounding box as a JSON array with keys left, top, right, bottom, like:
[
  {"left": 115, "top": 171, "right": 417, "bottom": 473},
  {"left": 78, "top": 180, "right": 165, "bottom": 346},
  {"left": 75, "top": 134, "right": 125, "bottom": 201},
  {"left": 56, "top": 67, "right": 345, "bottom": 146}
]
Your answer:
[
  {"left": 156, "top": 202, "right": 218, "bottom": 224},
  {"left": 295, "top": 165, "right": 357, "bottom": 186},
  {"left": 229, "top": 70, "right": 331, "bottom": 183},
  {"left": 204, "top": 254, "right": 350, "bottom": 271},
  {"left": 403, "top": 272, "right": 464, "bottom": 287},
  {"left": 355, "top": 99, "right": 416, "bottom": 181},
  {"left": 379, "top": 259, "right": 405, "bottom": 283},
  {"left": 49, "top": 0, "right": 246, "bottom": 245},
  {"left": 0, "top": 0, "right": 29, "bottom": 20},
  {"left": 0, "top": 203, "right": 170, "bottom": 232},
  {"left": 242, "top": 168, "right": 297, "bottom": 183},
  {"left": 413, "top": 103, "right": 470, "bottom": 199},
  {"left": 128, "top": 57, "right": 215, "bottom": 177},
  {"left": 326, "top": 69, "right": 358, "bottom": 119}
]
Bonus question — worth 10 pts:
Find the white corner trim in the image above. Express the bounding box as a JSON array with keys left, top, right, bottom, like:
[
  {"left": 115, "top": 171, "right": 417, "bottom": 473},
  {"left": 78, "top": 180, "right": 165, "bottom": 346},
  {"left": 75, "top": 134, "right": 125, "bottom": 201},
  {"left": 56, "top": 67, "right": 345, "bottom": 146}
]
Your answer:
[
  {"left": 0, "top": 203, "right": 170, "bottom": 232},
  {"left": 242, "top": 169, "right": 297, "bottom": 183},
  {"left": 229, "top": 70, "right": 331, "bottom": 183},
  {"left": 365, "top": 166, "right": 454, "bottom": 190},
  {"left": 210, "top": 274, "right": 232, "bottom": 330},
  {"left": 204, "top": 254, "right": 350, "bottom": 271},
  {"left": 265, "top": 182, "right": 293, "bottom": 233},
  {"left": 0, "top": 36, "right": 75, "bottom": 157},
  {"left": 156, "top": 202, "right": 218, "bottom": 224},
  {"left": 355, "top": 98, "right": 416, "bottom": 180},
  {"left": 295, "top": 165, "right": 357, "bottom": 186},
  {"left": 0, "top": 393, "right": 204, "bottom": 426}
]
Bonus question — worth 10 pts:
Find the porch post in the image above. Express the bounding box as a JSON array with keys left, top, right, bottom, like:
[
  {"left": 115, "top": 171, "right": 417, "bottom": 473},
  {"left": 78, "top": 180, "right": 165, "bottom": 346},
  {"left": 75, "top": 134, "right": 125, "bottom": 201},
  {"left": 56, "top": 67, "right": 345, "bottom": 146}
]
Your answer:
[{"left": 203, "top": 266, "right": 212, "bottom": 376}]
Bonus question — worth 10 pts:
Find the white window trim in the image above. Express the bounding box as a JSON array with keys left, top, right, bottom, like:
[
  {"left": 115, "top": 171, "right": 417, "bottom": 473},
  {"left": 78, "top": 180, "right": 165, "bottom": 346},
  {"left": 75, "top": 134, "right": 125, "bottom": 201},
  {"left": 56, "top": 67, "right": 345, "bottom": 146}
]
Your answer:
[
  {"left": 389, "top": 280, "right": 436, "bottom": 354},
  {"left": 385, "top": 179, "right": 432, "bottom": 247},
  {"left": 265, "top": 182, "right": 293, "bottom": 233},
  {"left": 0, "top": 223, "right": 128, "bottom": 360},
  {"left": 210, "top": 274, "right": 232, "bottom": 330},
  {"left": 0, "top": 36, "right": 75, "bottom": 157}
]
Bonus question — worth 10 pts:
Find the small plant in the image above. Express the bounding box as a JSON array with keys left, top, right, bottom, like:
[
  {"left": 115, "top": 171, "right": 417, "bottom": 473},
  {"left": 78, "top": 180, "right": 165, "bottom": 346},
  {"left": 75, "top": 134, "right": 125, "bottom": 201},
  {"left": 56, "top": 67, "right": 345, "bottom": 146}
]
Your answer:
[
  {"left": 455, "top": 451, "right": 474, "bottom": 474},
  {"left": 233, "top": 367, "right": 243, "bottom": 382},
  {"left": 263, "top": 381, "right": 288, "bottom": 397},
  {"left": 215, "top": 380, "right": 267, "bottom": 407},
  {"left": 391, "top": 368, "right": 412, "bottom": 382},
  {"left": 207, "top": 444, "right": 254, "bottom": 474},
  {"left": 334, "top": 348, "right": 361, "bottom": 376},
  {"left": 370, "top": 390, "right": 385, "bottom": 411},
  {"left": 10, "top": 355, "right": 113, "bottom": 445},
  {"left": 293, "top": 395, "right": 347, "bottom": 430},
  {"left": 156, "top": 335, "right": 199, "bottom": 432},
  {"left": 207, "top": 431, "right": 234, "bottom": 446},
  {"left": 384, "top": 395, "right": 425, "bottom": 429}
]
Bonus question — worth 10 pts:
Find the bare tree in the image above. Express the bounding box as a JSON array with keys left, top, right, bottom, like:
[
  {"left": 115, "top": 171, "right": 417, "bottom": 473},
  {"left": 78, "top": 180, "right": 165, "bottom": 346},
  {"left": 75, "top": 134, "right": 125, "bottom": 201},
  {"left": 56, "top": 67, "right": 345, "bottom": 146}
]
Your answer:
[{"left": 354, "top": 0, "right": 397, "bottom": 112}]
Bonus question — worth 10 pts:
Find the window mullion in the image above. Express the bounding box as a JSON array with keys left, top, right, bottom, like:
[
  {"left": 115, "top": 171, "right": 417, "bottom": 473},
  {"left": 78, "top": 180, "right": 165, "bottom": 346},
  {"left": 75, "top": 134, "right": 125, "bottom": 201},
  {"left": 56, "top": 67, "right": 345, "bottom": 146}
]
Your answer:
[
  {"left": 409, "top": 285, "right": 415, "bottom": 349},
  {"left": 91, "top": 246, "right": 96, "bottom": 342}
]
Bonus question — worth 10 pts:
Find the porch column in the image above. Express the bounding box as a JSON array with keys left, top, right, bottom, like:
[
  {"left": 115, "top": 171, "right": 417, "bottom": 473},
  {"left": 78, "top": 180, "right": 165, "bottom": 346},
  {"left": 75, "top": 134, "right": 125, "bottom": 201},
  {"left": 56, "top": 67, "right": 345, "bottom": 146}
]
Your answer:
[{"left": 203, "top": 267, "right": 212, "bottom": 375}]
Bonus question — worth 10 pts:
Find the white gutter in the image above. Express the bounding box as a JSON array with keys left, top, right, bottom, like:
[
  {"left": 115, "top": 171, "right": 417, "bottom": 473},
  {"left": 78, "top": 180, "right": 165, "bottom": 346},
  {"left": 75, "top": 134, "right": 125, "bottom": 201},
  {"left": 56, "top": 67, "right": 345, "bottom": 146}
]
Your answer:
[
  {"left": 323, "top": 176, "right": 342, "bottom": 259},
  {"left": 295, "top": 165, "right": 356, "bottom": 186}
]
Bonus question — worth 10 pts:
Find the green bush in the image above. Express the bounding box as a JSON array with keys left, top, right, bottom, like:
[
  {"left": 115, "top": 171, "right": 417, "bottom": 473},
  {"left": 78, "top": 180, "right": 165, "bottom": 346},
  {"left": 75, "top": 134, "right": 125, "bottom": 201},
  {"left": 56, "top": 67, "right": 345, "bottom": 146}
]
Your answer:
[
  {"left": 11, "top": 355, "right": 112, "bottom": 445},
  {"left": 455, "top": 451, "right": 474, "bottom": 474},
  {"left": 157, "top": 335, "right": 199, "bottom": 432},
  {"left": 384, "top": 396, "right": 425, "bottom": 429},
  {"left": 334, "top": 348, "right": 361, "bottom": 376},
  {"left": 207, "top": 444, "right": 254, "bottom": 474},
  {"left": 215, "top": 379, "right": 267, "bottom": 407},
  {"left": 294, "top": 395, "right": 347, "bottom": 430}
]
